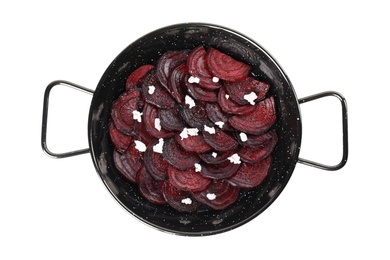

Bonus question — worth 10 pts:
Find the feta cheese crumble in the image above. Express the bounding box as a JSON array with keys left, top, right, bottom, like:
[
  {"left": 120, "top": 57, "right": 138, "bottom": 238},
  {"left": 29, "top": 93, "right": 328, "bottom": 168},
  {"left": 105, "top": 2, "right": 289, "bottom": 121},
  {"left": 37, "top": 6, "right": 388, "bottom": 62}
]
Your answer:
[
  {"left": 212, "top": 76, "right": 219, "bottom": 83},
  {"left": 225, "top": 94, "right": 230, "bottom": 99},
  {"left": 181, "top": 198, "right": 192, "bottom": 205},
  {"left": 185, "top": 95, "right": 196, "bottom": 108},
  {"left": 148, "top": 85, "right": 155, "bottom": 94},
  {"left": 179, "top": 127, "right": 199, "bottom": 140},
  {"left": 154, "top": 118, "right": 161, "bottom": 131},
  {"left": 212, "top": 152, "right": 218, "bottom": 158},
  {"left": 134, "top": 140, "right": 147, "bottom": 152},
  {"left": 243, "top": 92, "right": 258, "bottom": 105},
  {"left": 188, "top": 76, "right": 200, "bottom": 84},
  {"left": 194, "top": 163, "right": 202, "bottom": 172},
  {"left": 215, "top": 121, "right": 224, "bottom": 128},
  {"left": 239, "top": 132, "right": 248, "bottom": 142},
  {"left": 206, "top": 193, "right": 217, "bottom": 200},
  {"left": 204, "top": 125, "right": 216, "bottom": 134},
  {"left": 153, "top": 138, "right": 164, "bottom": 153},
  {"left": 132, "top": 110, "right": 143, "bottom": 122},
  {"left": 227, "top": 153, "right": 241, "bottom": 164}
]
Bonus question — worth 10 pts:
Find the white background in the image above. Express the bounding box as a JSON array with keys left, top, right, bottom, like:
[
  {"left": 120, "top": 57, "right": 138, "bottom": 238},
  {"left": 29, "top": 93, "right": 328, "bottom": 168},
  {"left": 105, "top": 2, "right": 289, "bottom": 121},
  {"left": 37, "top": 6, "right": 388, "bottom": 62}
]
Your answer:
[{"left": 1, "top": 1, "right": 389, "bottom": 259}]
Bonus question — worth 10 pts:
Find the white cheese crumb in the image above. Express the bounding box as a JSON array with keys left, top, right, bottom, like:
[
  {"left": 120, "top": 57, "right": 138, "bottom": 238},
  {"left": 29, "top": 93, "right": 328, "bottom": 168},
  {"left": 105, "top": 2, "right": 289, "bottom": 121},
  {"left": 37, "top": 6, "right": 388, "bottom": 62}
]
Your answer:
[
  {"left": 148, "top": 85, "right": 155, "bottom": 94},
  {"left": 212, "top": 152, "right": 218, "bottom": 158},
  {"left": 243, "top": 92, "right": 258, "bottom": 105},
  {"left": 204, "top": 125, "right": 216, "bottom": 134},
  {"left": 134, "top": 140, "right": 147, "bottom": 152},
  {"left": 185, "top": 95, "right": 196, "bottom": 108},
  {"left": 194, "top": 163, "right": 202, "bottom": 172},
  {"left": 132, "top": 110, "right": 143, "bottom": 122},
  {"left": 153, "top": 138, "right": 164, "bottom": 153},
  {"left": 215, "top": 121, "right": 224, "bottom": 128},
  {"left": 239, "top": 132, "right": 248, "bottom": 142},
  {"left": 179, "top": 127, "right": 199, "bottom": 140},
  {"left": 188, "top": 76, "right": 200, "bottom": 84},
  {"left": 225, "top": 94, "right": 230, "bottom": 99},
  {"left": 206, "top": 193, "right": 217, "bottom": 200},
  {"left": 227, "top": 153, "right": 241, "bottom": 164},
  {"left": 212, "top": 76, "right": 219, "bottom": 83},
  {"left": 154, "top": 118, "right": 161, "bottom": 131},
  {"left": 181, "top": 198, "right": 192, "bottom": 205}
]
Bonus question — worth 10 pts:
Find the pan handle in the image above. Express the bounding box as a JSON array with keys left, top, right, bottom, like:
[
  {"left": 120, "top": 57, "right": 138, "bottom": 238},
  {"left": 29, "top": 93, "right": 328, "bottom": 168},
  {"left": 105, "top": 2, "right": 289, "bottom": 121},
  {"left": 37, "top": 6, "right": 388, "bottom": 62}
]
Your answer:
[
  {"left": 41, "top": 80, "right": 94, "bottom": 158},
  {"left": 297, "top": 91, "right": 348, "bottom": 171}
]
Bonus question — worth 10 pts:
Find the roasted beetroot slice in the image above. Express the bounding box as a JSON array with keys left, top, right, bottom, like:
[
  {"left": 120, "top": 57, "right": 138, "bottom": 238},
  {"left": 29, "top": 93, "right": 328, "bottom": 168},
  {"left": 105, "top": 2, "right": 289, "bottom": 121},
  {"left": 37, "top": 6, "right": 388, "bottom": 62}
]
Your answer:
[
  {"left": 201, "top": 160, "right": 240, "bottom": 180},
  {"left": 225, "top": 77, "right": 270, "bottom": 105},
  {"left": 180, "top": 102, "right": 210, "bottom": 129},
  {"left": 143, "top": 103, "right": 174, "bottom": 139},
  {"left": 162, "top": 138, "right": 200, "bottom": 170},
  {"left": 203, "top": 127, "right": 238, "bottom": 152},
  {"left": 144, "top": 140, "right": 169, "bottom": 181},
  {"left": 185, "top": 76, "right": 218, "bottom": 102},
  {"left": 109, "top": 121, "right": 132, "bottom": 153},
  {"left": 168, "top": 165, "right": 211, "bottom": 192},
  {"left": 192, "top": 180, "right": 240, "bottom": 210},
  {"left": 205, "top": 102, "right": 233, "bottom": 131},
  {"left": 142, "top": 70, "right": 176, "bottom": 109},
  {"left": 245, "top": 129, "right": 278, "bottom": 148},
  {"left": 159, "top": 107, "right": 186, "bottom": 132},
  {"left": 111, "top": 91, "right": 141, "bottom": 135},
  {"left": 126, "top": 64, "right": 155, "bottom": 91},
  {"left": 162, "top": 181, "right": 200, "bottom": 213},
  {"left": 137, "top": 167, "right": 166, "bottom": 205},
  {"left": 156, "top": 50, "right": 189, "bottom": 90},
  {"left": 229, "top": 96, "right": 277, "bottom": 135},
  {"left": 199, "top": 150, "right": 234, "bottom": 164},
  {"left": 113, "top": 143, "right": 143, "bottom": 183},
  {"left": 228, "top": 156, "right": 272, "bottom": 188},
  {"left": 167, "top": 63, "right": 187, "bottom": 103},
  {"left": 218, "top": 87, "right": 256, "bottom": 115},
  {"left": 206, "top": 47, "right": 251, "bottom": 82},
  {"left": 187, "top": 46, "right": 221, "bottom": 90},
  {"left": 238, "top": 132, "right": 278, "bottom": 163},
  {"left": 120, "top": 92, "right": 142, "bottom": 126},
  {"left": 175, "top": 133, "right": 212, "bottom": 153}
]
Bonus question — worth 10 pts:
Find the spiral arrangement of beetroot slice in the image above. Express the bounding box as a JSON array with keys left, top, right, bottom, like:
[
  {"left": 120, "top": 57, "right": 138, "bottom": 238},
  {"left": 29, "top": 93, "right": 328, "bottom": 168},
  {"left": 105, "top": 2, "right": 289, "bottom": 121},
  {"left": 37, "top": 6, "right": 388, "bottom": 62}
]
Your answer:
[{"left": 109, "top": 45, "right": 278, "bottom": 212}]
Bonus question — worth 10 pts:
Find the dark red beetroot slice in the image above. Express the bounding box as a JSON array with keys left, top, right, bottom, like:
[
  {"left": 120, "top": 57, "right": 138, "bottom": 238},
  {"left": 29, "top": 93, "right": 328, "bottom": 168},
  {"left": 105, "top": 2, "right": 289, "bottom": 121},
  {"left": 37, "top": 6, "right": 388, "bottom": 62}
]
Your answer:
[
  {"left": 168, "top": 165, "right": 211, "bottom": 192},
  {"left": 185, "top": 76, "right": 218, "bottom": 102},
  {"left": 225, "top": 77, "right": 270, "bottom": 105},
  {"left": 162, "top": 138, "right": 200, "bottom": 170},
  {"left": 133, "top": 119, "right": 155, "bottom": 148},
  {"left": 137, "top": 167, "right": 166, "bottom": 204},
  {"left": 109, "top": 121, "right": 132, "bottom": 153},
  {"left": 162, "top": 181, "right": 200, "bottom": 213},
  {"left": 144, "top": 140, "right": 169, "bottom": 181},
  {"left": 201, "top": 159, "right": 240, "bottom": 180},
  {"left": 205, "top": 102, "right": 233, "bottom": 131},
  {"left": 187, "top": 46, "right": 221, "bottom": 90},
  {"left": 180, "top": 102, "right": 211, "bottom": 129},
  {"left": 126, "top": 64, "right": 155, "bottom": 91},
  {"left": 199, "top": 150, "right": 234, "bottom": 164},
  {"left": 167, "top": 63, "right": 187, "bottom": 103},
  {"left": 218, "top": 86, "right": 256, "bottom": 115},
  {"left": 238, "top": 132, "right": 278, "bottom": 163},
  {"left": 113, "top": 142, "right": 144, "bottom": 183},
  {"left": 203, "top": 127, "right": 238, "bottom": 152},
  {"left": 156, "top": 50, "right": 189, "bottom": 90},
  {"left": 175, "top": 133, "right": 212, "bottom": 153},
  {"left": 228, "top": 156, "right": 272, "bottom": 188},
  {"left": 143, "top": 103, "right": 174, "bottom": 139},
  {"left": 111, "top": 90, "right": 141, "bottom": 135},
  {"left": 120, "top": 92, "right": 143, "bottom": 126},
  {"left": 192, "top": 180, "right": 240, "bottom": 210},
  {"left": 245, "top": 129, "right": 278, "bottom": 148},
  {"left": 229, "top": 96, "right": 277, "bottom": 135},
  {"left": 159, "top": 107, "right": 186, "bottom": 132},
  {"left": 206, "top": 47, "right": 251, "bottom": 82},
  {"left": 142, "top": 70, "right": 176, "bottom": 109}
]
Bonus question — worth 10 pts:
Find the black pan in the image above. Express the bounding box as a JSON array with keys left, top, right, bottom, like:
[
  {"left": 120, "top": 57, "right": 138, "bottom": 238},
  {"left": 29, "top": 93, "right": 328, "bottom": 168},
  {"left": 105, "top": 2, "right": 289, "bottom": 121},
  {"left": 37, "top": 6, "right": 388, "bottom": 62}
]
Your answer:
[{"left": 41, "top": 23, "right": 348, "bottom": 236}]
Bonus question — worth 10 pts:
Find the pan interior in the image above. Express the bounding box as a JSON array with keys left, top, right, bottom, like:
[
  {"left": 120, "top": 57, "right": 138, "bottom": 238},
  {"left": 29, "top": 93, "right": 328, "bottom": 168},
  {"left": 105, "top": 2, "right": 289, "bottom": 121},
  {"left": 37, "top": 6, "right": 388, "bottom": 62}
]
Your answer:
[{"left": 88, "top": 23, "right": 302, "bottom": 236}]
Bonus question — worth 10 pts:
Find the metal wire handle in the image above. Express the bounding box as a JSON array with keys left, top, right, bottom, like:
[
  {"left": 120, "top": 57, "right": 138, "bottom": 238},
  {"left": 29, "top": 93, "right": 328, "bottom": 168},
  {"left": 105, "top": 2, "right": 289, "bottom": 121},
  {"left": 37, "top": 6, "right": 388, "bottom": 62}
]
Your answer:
[
  {"left": 298, "top": 91, "right": 348, "bottom": 171},
  {"left": 41, "top": 80, "right": 94, "bottom": 158}
]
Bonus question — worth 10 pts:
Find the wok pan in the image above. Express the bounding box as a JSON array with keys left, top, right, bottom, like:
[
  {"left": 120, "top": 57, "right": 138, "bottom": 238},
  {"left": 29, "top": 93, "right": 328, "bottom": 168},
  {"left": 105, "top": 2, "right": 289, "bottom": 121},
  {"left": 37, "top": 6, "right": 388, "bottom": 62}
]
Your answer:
[{"left": 41, "top": 23, "right": 348, "bottom": 236}]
